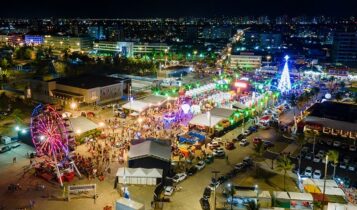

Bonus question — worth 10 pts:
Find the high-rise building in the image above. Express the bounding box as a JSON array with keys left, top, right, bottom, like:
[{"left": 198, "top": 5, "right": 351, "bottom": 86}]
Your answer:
[
  {"left": 332, "top": 31, "right": 357, "bottom": 66},
  {"left": 230, "top": 53, "right": 262, "bottom": 70},
  {"left": 88, "top": 26, "right": 105, "bottom": 40}
]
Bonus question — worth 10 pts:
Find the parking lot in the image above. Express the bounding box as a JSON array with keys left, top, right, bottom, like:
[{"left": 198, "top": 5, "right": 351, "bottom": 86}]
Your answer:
[{"left": 292, "top": 137, "right": 357, "bottom": 187}]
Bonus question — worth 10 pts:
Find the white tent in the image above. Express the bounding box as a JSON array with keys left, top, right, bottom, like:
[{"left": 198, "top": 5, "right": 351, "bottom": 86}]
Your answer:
[
  {"left": 140, "top": 95, "right": 168, "bottom": 106},
  {"left": 69, "top": 116, "right": 98, "bottom": 134},
  {"left": 116, "top": 167, "right": 163, "bottom": 186},
  {"left": 116, "top": 198, "right": 144, "bottom": 210},
  {"left": 323, "top": 187, "right": 345, "bottom": 196},
  {"left": 312, "top": 179, "right": 338, "bottom": 188},
  {"left": 327, "top": 203, "right": 357, "bottom": 210},
  {"left": 122, "top": 100, "right": 149, "bottom": 113},
  {"left": 189, "top": 113, "right": 224, "bottom": 128}
]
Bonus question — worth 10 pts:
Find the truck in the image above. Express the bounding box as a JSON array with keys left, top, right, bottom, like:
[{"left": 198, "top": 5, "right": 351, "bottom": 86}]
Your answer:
[{"left": 116, "top": 198, "right": 144, "bottom": 210}]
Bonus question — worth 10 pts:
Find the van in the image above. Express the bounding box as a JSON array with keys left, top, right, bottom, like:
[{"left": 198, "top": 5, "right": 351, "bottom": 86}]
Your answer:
[{"left": 1, "top": 136, "right": 11, "bottom": 145}]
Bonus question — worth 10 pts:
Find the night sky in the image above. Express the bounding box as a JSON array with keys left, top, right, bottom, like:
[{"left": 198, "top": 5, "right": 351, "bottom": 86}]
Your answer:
[{"left": 0, "top": 0, "right": 356, "bottom": 18}]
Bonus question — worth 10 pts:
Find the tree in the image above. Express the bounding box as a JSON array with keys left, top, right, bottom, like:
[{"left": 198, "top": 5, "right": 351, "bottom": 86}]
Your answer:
[
  {"left": 327, "top": 150, "right": 339, "bottom": 178},
  {"left": 245, "top": 200, "right": 260, "bottom": 210},
  {"left": 335, "top": 92, "right": 343, "bottom": 101},
  {"left": 10, "top": 108, "right": 25, "bottom": 125},
  {"left": 0, "top": 58, "right": 8, "bottom": 69},
  {"left": 276, "top": 155, "right": 293, "bottom": 191}
]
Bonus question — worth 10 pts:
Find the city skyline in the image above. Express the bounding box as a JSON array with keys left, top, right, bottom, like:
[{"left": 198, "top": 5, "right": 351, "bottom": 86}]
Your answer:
[{"left": 0, "top": 0, "right": 356, "bottom": 18}]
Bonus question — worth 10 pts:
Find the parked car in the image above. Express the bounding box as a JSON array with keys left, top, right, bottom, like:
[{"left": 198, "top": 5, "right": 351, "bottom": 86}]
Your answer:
[
  {"left": 313, "top": 155, "right": 321, "bottom": 163},
  {"left": 304, "top": 166, "right": 313, "bottom": 177},
  {"left": 208, "top": 142, "right": 220, "bottom": 149},
  {"left": 262, "top": 140, "right": 274, "bottom": 149},
  {"left": 172, "top": 173, "right": 187, "bottom": 183},
  {"left": 225, "top": 142, "right": 235, "bottom": 150},
  {"left": 195, "top": 161, "right": 206, "bottom": 170},
  {"left": 234, "top": 134, "right": 245, "bottom": 142},
  {"left": 240, "top": 139, "right": 249, "bottom": 147},
  {"left": 234, "top": 163, "right": 245, "bottom": 171},
  {"left": 313, "top": 169, "right": 322, "bottom": 179},
  {"left": 187, "top": 166, "right": 198, "bottom": 176},
  {"left": 243, "top": 156, "right": 253, "bottom": 167},
  {"left": 305, "top": 153, "right": 313, "bottom": 160},
  {"left": 200, "top": 197, "right": 210, "bottom": 210},
  {"left": 0, "top": 146, "right": 11, "bottom": 153},
  {"left": 301, "top": 146, "right": 309, "bottom": 154},
  {"left": 242, "top": 130, "right": 252, "bottom": 136},
  {"left": 213, "top": 150, "right": 225, "bottom": 158},
  {"left": 164, "top": 186, "right": 174, "bottom": 196},
  {"left": 340, "top": 162, "right": 347, "bottom": 169},
  {"left": 317, "top": 150, "right": 325, "bottom": 157},
  {"left": 349, "top": 145, "right": 356, "bottom": 152},
  {"left": 253, "top": 137, "right": 262, "bottom": 144},
  {"left": 333, "top": 141, "right": 341, "bottom": 147},
  {"left": 348, "top": 164, "right": 356, "bottom": 171},
  {"left": 203, "top": 187, "right": 211, "bottom": 199},
  {"left": 343, "top": 156, "right": 351, "bottom": 163},
  {"left": 208, "top": 181, "right": 220, "bottom": 190},
  {"left": 326, "top": 139, "right": 333, "bottom": 146},
  {"left": 11, "top": 143, "right": 21, "bottom": 149}
]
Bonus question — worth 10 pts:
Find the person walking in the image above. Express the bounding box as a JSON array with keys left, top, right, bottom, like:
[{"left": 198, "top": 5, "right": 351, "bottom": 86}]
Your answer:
[{"left": 13, "top": 157, "right": 16, "bottom": 164}]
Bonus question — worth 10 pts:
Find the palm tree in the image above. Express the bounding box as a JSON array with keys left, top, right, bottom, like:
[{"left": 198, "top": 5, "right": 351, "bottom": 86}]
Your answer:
[
  {"left": 245, "top": 200, "right": 260, "bottom": 210},
  {"left": 276, "top": 155, "right": 293, "bottom": 191},
  {"left": 327, "top": 150, "right": 339, "bottom": 178}
]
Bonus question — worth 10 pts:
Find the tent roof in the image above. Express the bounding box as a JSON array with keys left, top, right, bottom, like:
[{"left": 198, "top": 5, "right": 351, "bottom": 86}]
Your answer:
[
  {"left": 140, "top": 95, "right": 167, "bottom": 106},
  {"left": 323, "top": 187, "right": 345, "bottom": 196},
  {"left": 116, "top": 167, "right": 163, "bottom": 178},
  {"left": 189, "top": 114, "right": 224, "bottom": 127},
  {"left": 69, "top": 116, "right": 98, "bottom": 133},
  {"left": 209, "top": 107, "right": 235, "bottom": 118},
  {"left": 288, "top": 192, "right": 313, "bottom": 201},
  {"left": 235, "top": 190, "right": 257, "bottom": 198},
  {"left": 274, "top": 191, "right": 290, "bottom": 200},
  {"left": 122, "top": 100, "right": 149, "bottom": 113},
  {"left": 313, "top": 179, "right": 338, "bottom": 188},
  {"left": 259, "top": 191, "right": 272, "bottom": 199},
  {"left": 128, "top": 140, "right": 171, "bottom": 162}
]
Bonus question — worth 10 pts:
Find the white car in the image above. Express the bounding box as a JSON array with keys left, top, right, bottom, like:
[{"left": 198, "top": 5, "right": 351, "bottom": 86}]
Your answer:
[
  {"left": 340, "top": 162, "right": 347, "bottom": 169},
  {"left": 333, "top": 141, "right": 341, "bottom": 147},
  {"left": 313, "top": 170, "right": 322, "bottom": 179},
  {"left": 164, "top": 186, "right": 174, "bottom": 196},
  {"left": 349, "top": 145, "right": 356, "bottom": 152},
  {"left": 304, "top": 166, "right": 313, "bottom": 177},
  {"left": 172, "top": 173, "right": 187, "bottom": 183},
  {"left": 195, "top": 161, "right": 206, "bottom": 170},
  {"left": 240, "top": 139, "right": 249, "bottom": 146},
  {"left": 348, "top": 164, "right": 356, "bottom": 171},
  {"left": 313, "top": 155, "right": 321, "bottom": 163},
  {"left": 317, "top": 150, "right": 325, "bottom": 157},
  {"left": 208, "top": 182, "right": 220, "bottom": 190}
]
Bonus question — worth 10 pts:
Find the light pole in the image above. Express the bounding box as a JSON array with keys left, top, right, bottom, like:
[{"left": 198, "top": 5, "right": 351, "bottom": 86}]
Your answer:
[
  {"left": 227, "top": 183, "right": 234, "bottom": 210},
  {"left": 211, "top": 170, "right": 220, "bottom": 210},
  {"left": 207, "top": 111, "right": 211, "bottom": 134},
  {"left": 322, "top": 155, "right": 328, "bottom": 209}
]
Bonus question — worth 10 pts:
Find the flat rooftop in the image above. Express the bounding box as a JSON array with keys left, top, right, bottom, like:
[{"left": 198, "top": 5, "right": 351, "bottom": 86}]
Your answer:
[
  {"left": 307, "top": 101, "right": 357, "bottom": 123},
  {"left": 52, "top": 75, "right": 128, "bottom": 89}
]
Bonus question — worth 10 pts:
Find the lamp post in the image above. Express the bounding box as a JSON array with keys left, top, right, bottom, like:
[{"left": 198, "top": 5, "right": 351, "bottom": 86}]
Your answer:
[
  {"left": 227, "top": 183, "right": 234, "bottom": 210},
  {"left": 322, "top": 155, "right": 328, "bottom": 209},
  {"left": 211, "top": 170, "right": 220, "bottom": 210},
  {"left": 207, "top": 111, "right": 211, "bottom": 134}
]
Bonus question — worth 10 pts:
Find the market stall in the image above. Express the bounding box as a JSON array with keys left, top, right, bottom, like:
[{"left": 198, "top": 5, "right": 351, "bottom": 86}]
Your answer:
[
  {"left": 258, "top": 191, "right": 272, "bottom": 208},
  {"left": 288, "top": 192, "right": 313, "bottom": 209},
  {"left": 273, "top": 191, "right": 291, "bottom": 209},
  {"left": 115, "top": 167, "right": 163, "bottom": 186}
]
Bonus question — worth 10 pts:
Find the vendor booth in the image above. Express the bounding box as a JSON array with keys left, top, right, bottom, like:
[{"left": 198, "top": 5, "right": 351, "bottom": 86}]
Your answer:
[
  {"left": 122, "top": 100, "right": 150, "bottom": 114},
  {"left": 273, "top": 191, "right": 290, "bottom": 209},
  {"left": 258, "top": 191, "right": 272, "bottom": 208},
  {"left": 288, "top": 192, "right": 313, "bottom": 209}
]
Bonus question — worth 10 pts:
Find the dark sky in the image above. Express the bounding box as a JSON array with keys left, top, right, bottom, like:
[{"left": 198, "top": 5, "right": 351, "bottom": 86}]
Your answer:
[{"left": 0, "top": 0, "right": 356, "bottom": 18}]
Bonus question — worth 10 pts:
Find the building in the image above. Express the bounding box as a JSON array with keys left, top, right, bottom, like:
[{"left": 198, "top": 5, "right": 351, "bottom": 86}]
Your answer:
[
  {"left": 87, "top": 26, "right": 105, "bottom": 40},
  {"left": 93, "top": 41, "right": 169, "bottom": 57},
  {"left": 24, "top": 35, "right": 44, "bottom": 45},
  {"left": 29, "top": 75, "right": 131, "bottom": 105},
  {"left": 260, "top": 33, "right": 282, "bottom": 49},
  {"left": 128, "top": 139, "right": 171, "bottom": 176},
  {"left": 332, "top": 31, "right": 357, "bottom": 66},
  {"left": 93, "top": 41, "right": 134, "bottom": 57},
  {"left": 202, "top": 26, "right": 232, "bottom": 40},
  {"left": 44, "top": 35, "right": 93, "bottom": 51},
  {"left": 230, "top": 53, "right": 262, "bottom": 69},
  {"left": 325, "top": 64, "right": 350, "bottom": 78},
  {"left": 304, "top": 102, "right": 357, "bottom": 139}
]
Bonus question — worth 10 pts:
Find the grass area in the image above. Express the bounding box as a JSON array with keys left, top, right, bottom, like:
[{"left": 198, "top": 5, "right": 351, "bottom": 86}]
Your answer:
[{"left": 233, "top": 166, "right": 299, "bottom": 192}]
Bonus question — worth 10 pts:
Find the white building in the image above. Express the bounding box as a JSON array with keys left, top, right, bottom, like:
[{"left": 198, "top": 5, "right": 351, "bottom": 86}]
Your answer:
[{"left": 230, "top": 54, "right": 262, "bottom": 70}]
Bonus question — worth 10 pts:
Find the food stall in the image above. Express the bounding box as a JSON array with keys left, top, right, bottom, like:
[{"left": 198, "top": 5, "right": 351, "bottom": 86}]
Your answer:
[
  {"left": 258, "top": 191, "right": 272, "bottom": 208},
  {"left": 273, "top": 191, "right": 290, "bottom": 209},
  {"left": 288, "top": 192, "right": 313, "bottom": 209}
]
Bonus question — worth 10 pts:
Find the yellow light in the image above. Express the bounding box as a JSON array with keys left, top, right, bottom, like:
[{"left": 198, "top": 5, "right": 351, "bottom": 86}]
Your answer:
[
  {"left": 75, "top": 129, "right": 81, "bottom": 135},
  {"left": 98, "top": 122, "right": 105, "bottom": 127},
  {"left": 70, "top": 102, "right": 77, "bottom": 110}
]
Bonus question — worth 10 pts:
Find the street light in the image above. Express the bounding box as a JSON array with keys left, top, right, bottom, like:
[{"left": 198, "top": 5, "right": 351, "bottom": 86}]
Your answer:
[
  {"left": 322, "top": 155, "right": 328, "bottom": 209},
  {"left": 227, "top": 183, "right": 234, "bottom": 210},
  {"left": 70, "top": 102, "right": 77, "bottom": 111}
]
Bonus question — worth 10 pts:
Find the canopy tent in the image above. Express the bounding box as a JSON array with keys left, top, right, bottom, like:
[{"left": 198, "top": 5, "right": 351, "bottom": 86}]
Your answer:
[
  {"left": 209, "top": 107, "right": 235, "bottom": 119},
  {"left": 128, "top": 140, "right": 171, "bottom": 162},
  {"left": 259, "top": 191, "right": 272, "bottom": 208},
  {"left": 313, "top": 179, "right": 339, "bottom": 188},
  {"left": 140, "top": 95, "right": 168, "bottom": 107},
  {"left": 233, "top": 102, "right": 248, "bottom": 110},
  {"left": 324, "top": 187, "right": 345, "bottom": 196},
  {"left": 327, "top": 203, "right": 357, "bottom": 210},
  {"left": 122, "top": 100, "right": 150, "bottom": 113},
  {"left": 234, "top": 190, "right": 258, "bottom": 198},
  {"left": 69, "top": 116, "right": 98, "bottom": 134},
  {"left": 189, "top": 114, "right": 224, "bottom": 128},
  {"left": 274, "top": 191, "right": 290, "bottom": 209},
  {"left": 115, "top": 167, "right": 163, "bottom": 186}
]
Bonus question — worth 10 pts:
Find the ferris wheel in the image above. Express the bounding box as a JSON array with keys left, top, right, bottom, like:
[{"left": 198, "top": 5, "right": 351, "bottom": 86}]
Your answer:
[{"left": 30, "top": 104, "right": 80, "bottom": 186}]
